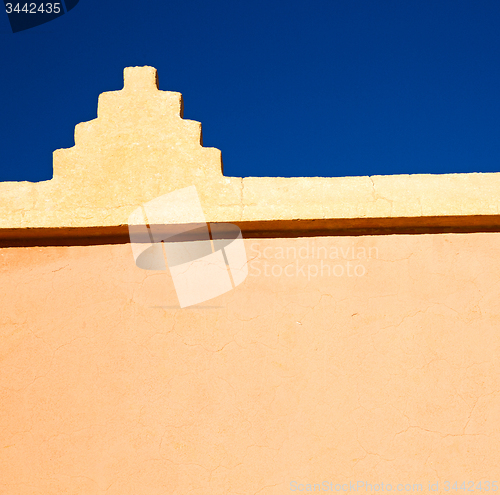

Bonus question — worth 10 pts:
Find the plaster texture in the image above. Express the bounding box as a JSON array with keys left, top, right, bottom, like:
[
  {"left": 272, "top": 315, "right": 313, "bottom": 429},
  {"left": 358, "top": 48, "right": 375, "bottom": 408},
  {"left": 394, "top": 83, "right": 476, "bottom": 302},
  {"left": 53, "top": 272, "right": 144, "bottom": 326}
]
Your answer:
[
  {"left": 1, "top": 66, "right": 500, "bottom": 494},
  {"left": 1, "top": 234, "right": 500, "bottom": 493},
  {"left": 0, "top": 66, "right": 500, "bottom": 234}
]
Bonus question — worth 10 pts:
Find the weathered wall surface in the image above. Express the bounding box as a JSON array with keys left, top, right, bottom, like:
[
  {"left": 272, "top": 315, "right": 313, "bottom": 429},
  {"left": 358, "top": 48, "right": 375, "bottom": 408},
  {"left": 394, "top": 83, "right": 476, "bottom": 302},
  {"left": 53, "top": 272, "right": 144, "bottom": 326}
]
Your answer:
[
  {"left": 2, "top": 66, "right": 500, "bottom": 494},
  {"left": 1, "top": 234, "right": 500, "bottom": 494},
  {"left": 0, "top": 66, "right": 500, "bottom": 234}
]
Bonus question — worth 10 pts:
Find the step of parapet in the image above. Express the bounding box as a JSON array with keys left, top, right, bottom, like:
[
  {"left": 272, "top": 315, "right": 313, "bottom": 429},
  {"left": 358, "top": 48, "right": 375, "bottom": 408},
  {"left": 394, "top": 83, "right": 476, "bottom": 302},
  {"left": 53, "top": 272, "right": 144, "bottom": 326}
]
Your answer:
[{"left": 1, "top": 65, "right": 500, "bottom": 244}]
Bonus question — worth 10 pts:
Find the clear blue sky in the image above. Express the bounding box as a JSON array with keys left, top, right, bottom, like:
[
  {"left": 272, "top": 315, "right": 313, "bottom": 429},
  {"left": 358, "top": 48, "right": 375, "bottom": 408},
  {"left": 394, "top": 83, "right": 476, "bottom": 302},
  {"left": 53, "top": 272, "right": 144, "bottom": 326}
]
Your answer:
[{"left": 1, "top": 0, "right": 500, "bottom": 182}]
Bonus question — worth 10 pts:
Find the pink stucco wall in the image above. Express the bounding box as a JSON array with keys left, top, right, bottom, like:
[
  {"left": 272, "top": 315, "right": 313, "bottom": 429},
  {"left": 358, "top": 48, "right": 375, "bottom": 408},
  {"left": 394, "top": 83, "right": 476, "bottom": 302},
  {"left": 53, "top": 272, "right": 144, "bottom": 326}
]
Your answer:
[{"left": 1, "top": 233, "right": 499, "bottom": 494}]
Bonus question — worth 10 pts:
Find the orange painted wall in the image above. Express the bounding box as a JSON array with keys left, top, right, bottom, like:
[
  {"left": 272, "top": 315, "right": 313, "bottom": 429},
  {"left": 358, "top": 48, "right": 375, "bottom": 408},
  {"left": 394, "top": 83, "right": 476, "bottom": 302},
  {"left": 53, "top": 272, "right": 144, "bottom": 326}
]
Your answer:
[{"left": 1, "top": 233, "right": 499, "bottom": 494}]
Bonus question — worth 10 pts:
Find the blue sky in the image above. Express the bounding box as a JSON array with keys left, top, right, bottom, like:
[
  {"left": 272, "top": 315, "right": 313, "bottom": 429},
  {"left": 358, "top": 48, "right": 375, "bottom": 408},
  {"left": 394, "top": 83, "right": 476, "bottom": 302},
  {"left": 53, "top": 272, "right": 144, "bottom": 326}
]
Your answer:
[{"left": 1, "top": 0, "right": 500, "bottom": 182}]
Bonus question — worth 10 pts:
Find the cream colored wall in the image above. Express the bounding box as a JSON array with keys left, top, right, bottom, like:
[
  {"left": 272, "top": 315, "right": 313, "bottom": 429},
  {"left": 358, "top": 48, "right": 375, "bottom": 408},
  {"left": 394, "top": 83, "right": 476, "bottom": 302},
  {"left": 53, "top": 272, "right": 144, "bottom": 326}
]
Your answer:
[
  {"left": 1, "top": 234, "right": 500, "bottom": 494},
  {"left": 1, "top": 66, "right": 500, "bottom": 494},
  {"left": 0, "top": 66, "right": 500, "bottom": 233}
]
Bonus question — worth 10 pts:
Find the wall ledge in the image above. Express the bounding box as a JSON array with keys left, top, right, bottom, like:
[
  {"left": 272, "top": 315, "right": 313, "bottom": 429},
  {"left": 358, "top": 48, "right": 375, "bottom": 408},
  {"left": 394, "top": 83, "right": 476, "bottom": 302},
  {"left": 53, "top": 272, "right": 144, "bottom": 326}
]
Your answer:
[{"left": 1, "top": 66, "right": 500, "bottom": 244}]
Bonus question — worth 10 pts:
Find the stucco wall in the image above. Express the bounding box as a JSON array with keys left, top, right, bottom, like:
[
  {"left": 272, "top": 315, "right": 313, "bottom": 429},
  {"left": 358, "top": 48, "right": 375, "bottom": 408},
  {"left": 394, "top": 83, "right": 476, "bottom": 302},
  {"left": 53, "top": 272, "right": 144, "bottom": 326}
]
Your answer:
[
  {"left": 1, "top": 66, "right": 500, "bottom": 235},
  {"left": 1, "top": 234, "right": 499, "bottom": 494},
  {"left": 2, "top": 66, "right": 500, "bottom": 494}
]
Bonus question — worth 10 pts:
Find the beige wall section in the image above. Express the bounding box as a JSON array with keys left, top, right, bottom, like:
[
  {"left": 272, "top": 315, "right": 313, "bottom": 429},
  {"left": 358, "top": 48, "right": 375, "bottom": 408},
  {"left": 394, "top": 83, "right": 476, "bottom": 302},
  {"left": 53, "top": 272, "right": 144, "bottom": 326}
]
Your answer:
[
  {"left": 2, "top": 66, "right": 500, "bottom": 493},
  {"left": 0, "top": 66, "right": 241, "bottom": 230},
  {"left": 1, "top": 234, "right": 500, "bottom": 493},
  {"left": 0, "top": 66, "right": 500, "bottom": 232}
]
